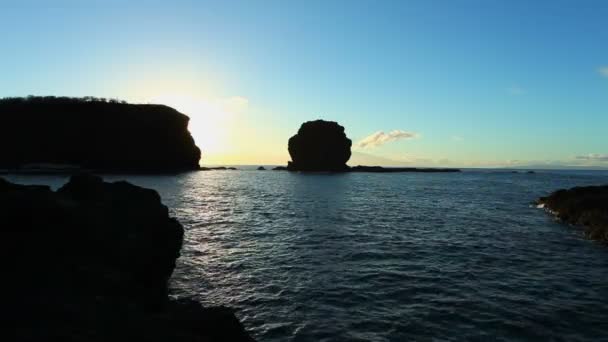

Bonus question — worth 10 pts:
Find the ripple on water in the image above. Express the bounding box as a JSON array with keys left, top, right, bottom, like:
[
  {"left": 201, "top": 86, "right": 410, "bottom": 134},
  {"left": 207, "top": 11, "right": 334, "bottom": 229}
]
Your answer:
[{"left": 6, "top": 170, "right": 608, "bottom": 341}]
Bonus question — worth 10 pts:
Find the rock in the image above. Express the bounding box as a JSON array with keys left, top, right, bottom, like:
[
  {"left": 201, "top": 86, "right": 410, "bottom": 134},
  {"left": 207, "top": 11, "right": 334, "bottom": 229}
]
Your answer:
[
  {"left": 272, "top": 166, "right": 288, "bottom": 171},
  {"left": 537, "top": 185, "right": 608, "bottom": 243},
  {"left": 257, "top": 166, "right": 266, "bottom": 170},
  {"left": 0, "top": 96, "right": 201, "bottom": 172},
  {"left": 1, "top": 174, "right": 254, "bottom": 341},
  {"left": 350, "top": 165, "right": 461, "bottom": 173},
  {"left": 527, "top": 170, "right": 536, "bottom": 174},
  {"left": 287, "top": 120, "right": 352, "bottom": 172},
  {"left": 200, "top": 166, "right": 238, "bottom": 171}
]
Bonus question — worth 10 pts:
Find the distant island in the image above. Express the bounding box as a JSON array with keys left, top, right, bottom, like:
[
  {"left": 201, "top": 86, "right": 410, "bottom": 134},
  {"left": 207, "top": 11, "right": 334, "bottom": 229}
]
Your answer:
[
  {"left": 282, "top": 119, "right": 460, "bottom": 173},
  {"left": 537, "top": 185, "right": 608, "bottom": 243},
  {"left": 0, "top": 96, "right": 201, "bottom": 173},
  {"left": 200, "top": 166, "right": 238, "bottom": 171},
  {"left": 350, "top": 165, "right": 460, "bottom": 173}
]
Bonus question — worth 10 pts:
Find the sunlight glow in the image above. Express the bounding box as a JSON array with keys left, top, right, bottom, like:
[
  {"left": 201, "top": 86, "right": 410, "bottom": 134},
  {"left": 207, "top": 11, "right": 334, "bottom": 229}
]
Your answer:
[{"left": 151, "top": 94, "right": 242, "bottom": 164}]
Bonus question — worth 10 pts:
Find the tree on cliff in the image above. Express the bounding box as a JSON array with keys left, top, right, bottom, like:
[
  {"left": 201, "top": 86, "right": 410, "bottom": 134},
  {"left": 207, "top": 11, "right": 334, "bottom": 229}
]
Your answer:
[{"left": 287, "top": 119, "right": 352, "bottom": 171}]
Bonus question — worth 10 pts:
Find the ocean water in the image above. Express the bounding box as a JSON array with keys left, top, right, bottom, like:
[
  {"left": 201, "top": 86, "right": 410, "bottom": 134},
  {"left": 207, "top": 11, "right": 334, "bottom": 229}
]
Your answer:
[{"left": 6, "top": 169, "right": 608, "bottom": 341}]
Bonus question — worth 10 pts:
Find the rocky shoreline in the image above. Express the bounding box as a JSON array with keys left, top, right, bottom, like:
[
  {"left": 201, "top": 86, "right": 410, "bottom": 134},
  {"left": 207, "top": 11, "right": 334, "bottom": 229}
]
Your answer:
[
  {"left": 537, "top": 185, "right": 608, "bottom": 243},
  {"left": 2, "top": 174, "right": 253, "bottom": 341}
]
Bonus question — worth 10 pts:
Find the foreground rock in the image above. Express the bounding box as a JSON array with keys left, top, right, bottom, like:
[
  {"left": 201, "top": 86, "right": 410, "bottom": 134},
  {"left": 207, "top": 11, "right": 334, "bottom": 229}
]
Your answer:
[
  {"left": 0, "top": 96, "right": 201, "bottom": 172},
  {"left": 537, "top": 185, "right": 608, "bottom": 243},
  {"left": 287, "top": 120, "right": 352, "bottom": 171},
  {"left": 350, "top": 165, "right": 460, "bottom": 173},
  {"left": 2, "top": 174, "right": 253, "bottom": 341}
]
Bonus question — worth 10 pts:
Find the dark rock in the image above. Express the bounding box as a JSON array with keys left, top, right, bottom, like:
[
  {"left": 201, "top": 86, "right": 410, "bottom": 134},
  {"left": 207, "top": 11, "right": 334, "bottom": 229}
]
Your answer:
[
  {"left": 1, "top": 174, "right": 254, "bottom": 341},
  {"left": 272, "top": 166, "right": 288, "bottom": 171},
  {"left": 349, "top": 165, "right": 461, "bottom": 173},
  {"left": 287, "top": 120, "right": 352, "bottom": 172},
  {"left": 0, "top": 96, "right": 201, "bottom": 172},
  {"left": 527, "top": 170, "right": 536, "bottom": 174},
  {"left": 200, "top": 166, "right": 238, "bottom": 171},
  {"left": 537, "top": 185, "right": 608, "bottom": 243},
  {"left": 257, "top": 166, "right": 266, "bottom": 170}
]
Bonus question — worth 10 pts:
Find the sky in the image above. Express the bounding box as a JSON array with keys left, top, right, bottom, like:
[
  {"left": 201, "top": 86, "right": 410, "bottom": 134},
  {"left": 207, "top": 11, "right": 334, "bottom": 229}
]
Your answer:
[{"left": 1, "top": 0, "right": 607, "bottom": 167}]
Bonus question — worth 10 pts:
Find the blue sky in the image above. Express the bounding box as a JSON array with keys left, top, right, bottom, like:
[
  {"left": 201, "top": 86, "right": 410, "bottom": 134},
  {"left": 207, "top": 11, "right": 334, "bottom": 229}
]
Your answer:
[{"left": 1, "top": 0, "right": 607, "bottom": 167}]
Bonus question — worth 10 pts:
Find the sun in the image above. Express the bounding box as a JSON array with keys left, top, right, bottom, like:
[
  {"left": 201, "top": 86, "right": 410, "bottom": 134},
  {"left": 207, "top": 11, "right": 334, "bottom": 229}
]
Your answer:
[{"left": 151, "top": 94, "right": 234, "bottom": 160}]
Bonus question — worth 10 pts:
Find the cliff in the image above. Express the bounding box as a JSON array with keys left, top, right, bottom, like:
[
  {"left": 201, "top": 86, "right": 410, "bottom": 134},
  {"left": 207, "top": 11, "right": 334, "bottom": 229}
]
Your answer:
[
  {"left": 0, "top": 96, "right": 201, "bottom": 172},
  {"left": 2, "top": 174, "right": 253, "bottom": 341},
  {"left": 537, "top": 185, "right": 608, "bottom": 243}
]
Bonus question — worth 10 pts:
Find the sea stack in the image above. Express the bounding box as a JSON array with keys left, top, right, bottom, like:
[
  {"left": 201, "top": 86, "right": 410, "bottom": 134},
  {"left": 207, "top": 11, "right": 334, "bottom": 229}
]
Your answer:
[
  {"left": 0, "top": 96, "right": 201, "bottom": 172},
  {"left": 287, "top": 120, "right": 352, "bottom": 172}
]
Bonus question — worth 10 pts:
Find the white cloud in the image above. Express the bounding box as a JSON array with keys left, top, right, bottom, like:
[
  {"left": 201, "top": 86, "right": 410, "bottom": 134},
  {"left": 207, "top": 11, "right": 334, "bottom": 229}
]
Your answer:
[
  {"left": 356, "top": 130, "right": 419, "bottom": 148},
  {"left": 599, "top": 66, "right": 608, "bottom": 77},
  {"left": 575, "top": 153, "right": 608, "bottom": 162}
]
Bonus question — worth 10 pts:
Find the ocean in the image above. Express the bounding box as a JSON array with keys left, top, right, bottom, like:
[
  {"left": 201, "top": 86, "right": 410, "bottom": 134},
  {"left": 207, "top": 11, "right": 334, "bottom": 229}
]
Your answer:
[{"left": 6, "top": 169, "right": 608, "bottom": 341}]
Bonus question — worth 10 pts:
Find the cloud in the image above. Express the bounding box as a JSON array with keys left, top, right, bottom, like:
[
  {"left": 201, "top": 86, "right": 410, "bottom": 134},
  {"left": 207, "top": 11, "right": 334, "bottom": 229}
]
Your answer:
[
  {"left": 575, "top": 153, "right": 608, "bottom": 162},
  {"left": 451, "top": 135, "right": 464, "bottom": 142},
  {"left": 599, "top": 66, "right": 608, "bottom": 77},
  {"left": 356, "top": 130, "right": 419, "bottom": 148}
]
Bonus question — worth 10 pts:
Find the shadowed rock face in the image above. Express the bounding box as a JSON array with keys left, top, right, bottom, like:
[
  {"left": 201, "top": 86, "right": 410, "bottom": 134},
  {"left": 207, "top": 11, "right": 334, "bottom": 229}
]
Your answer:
[
  {"left": 287, "top": 120, "right": 352, "bottom": 171},
  {"left": 537, "top": 185, "right": 608, "bottom": 243},
  {"left": 1, "top": 174, "right": 253, "bottom": 341},
  {"left": 0, "top": 97, "right": 201, "bottom": 172}
]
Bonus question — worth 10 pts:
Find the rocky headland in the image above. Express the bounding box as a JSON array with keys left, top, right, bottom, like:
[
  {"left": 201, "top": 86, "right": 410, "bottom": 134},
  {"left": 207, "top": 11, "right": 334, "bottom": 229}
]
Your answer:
[
  {"left": 537, "top": 185, "right": 608, "bottom": 243},
  {"left": 2, "top": 174, "right": 253, "bottom": 341},
  {"left": 0, "top": 97, "right": 201, "bottom": 173}
]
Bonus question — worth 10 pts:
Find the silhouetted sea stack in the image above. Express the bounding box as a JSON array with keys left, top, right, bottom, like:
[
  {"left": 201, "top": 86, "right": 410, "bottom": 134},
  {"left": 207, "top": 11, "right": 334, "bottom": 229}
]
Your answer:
[
  {"left": 287, "top": 120, "right": 352, "bottom": 171},
  {"left": 0, "top": 96, "right": 201, "bottom": 173},
  {"left": 2, "top": 174, "right": 253, "bottom": 341},
  {"left": 537, "top": 185, "right": 608, "bottom": 243}
]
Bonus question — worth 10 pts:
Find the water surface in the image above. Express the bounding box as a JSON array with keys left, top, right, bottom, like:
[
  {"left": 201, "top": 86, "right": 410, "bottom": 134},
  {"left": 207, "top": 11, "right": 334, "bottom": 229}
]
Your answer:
[{"left": 6, "top": 169, "right": 608, "bottom": 341}]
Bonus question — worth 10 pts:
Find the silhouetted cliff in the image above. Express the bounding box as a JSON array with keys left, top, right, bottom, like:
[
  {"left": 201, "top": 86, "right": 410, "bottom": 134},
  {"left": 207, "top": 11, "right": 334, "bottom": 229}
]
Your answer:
[
  {"left": 0, "top": 96, "right": 201, "bottom": 172},
  {"left": 537, "top": 185, "right": 608, "bottom": 243},
  {"left": 2, "top": 174, "right": 253, "bottom": 341},
  {"left": 287, "top": 120, "right": 352, "bottom": 171}
]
